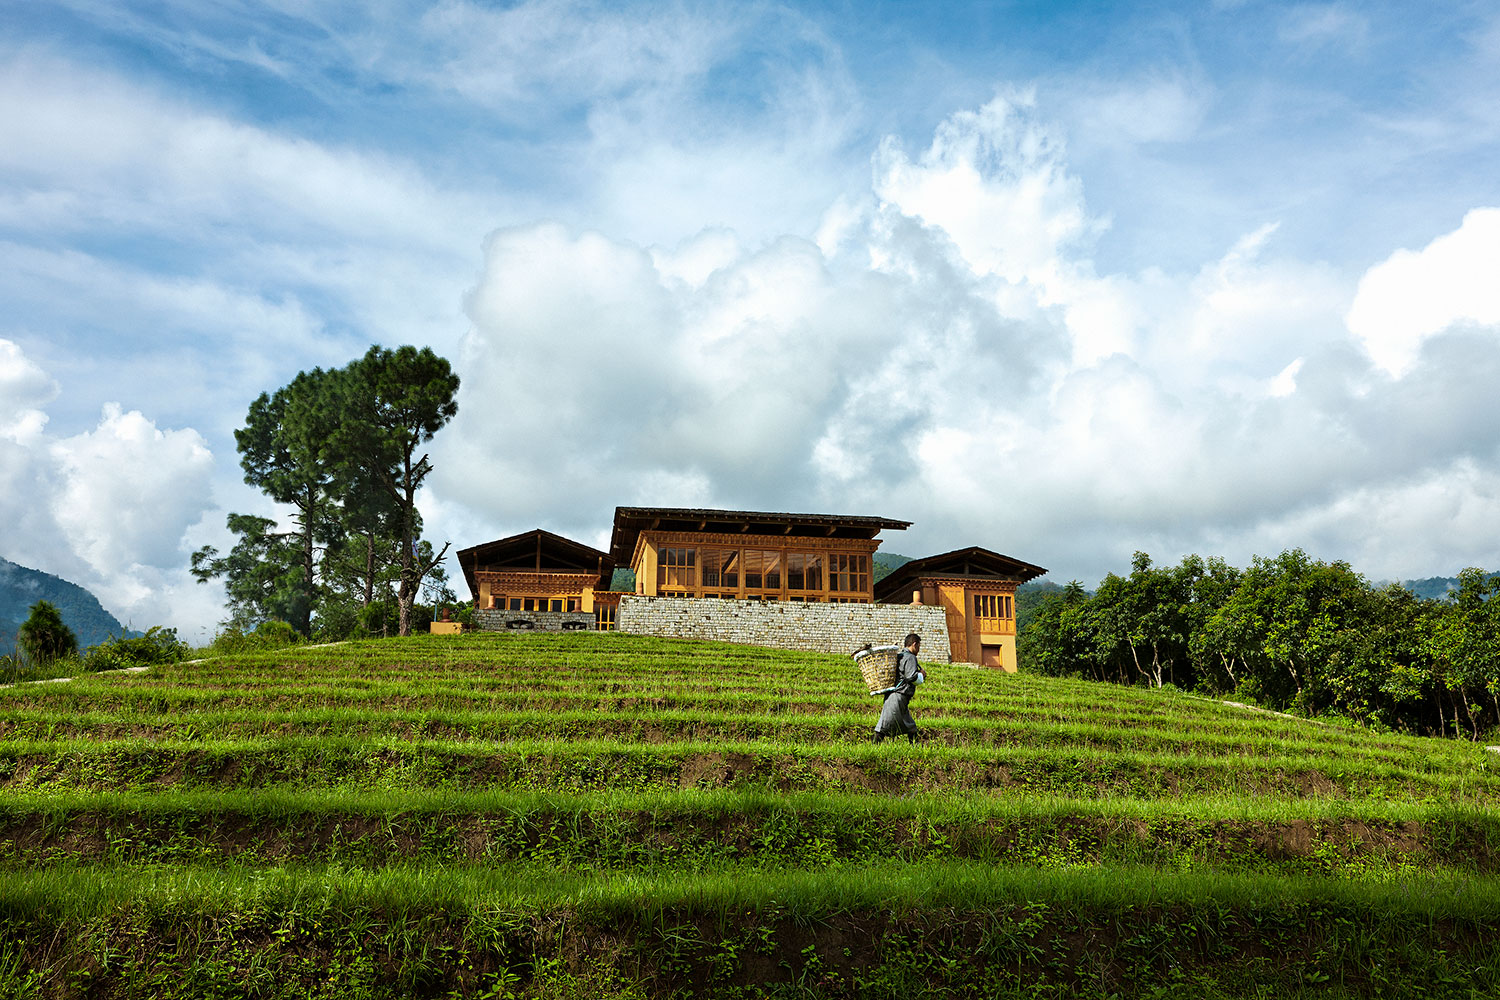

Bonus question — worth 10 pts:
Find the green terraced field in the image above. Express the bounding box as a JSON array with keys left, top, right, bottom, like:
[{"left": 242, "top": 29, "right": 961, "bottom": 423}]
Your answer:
[{"left": 2, "top": 633, "right": 1499, "bottom": 998}]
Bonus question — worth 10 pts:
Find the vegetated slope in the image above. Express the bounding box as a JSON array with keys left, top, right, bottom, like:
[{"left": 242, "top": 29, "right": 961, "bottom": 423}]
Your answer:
[
  {"left": 2, "top": 634, "right": 1499, "bottom": 999},
  {"left": 0, "top": 555, "right": 134, "bottom": 654}
]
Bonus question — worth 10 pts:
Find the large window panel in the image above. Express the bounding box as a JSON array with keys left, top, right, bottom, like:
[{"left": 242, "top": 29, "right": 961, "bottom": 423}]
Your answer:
[
  {"left": 743, "top": 549, "right": 782, "bottom": 593},
  {"left": 805, "top": 553, "right": 823, "bottom": 592},
  {"left": 701, "top": 547, "right": 739, "bottom": 589},
  {"left": 657, "top": 547, "right": 697, "bottom": 589},
  {"left": 787, "top": 553, "right": 825, "bottom": 593},
  {"left": 829, "top": 553, "right": 869, "bottom": 594}
]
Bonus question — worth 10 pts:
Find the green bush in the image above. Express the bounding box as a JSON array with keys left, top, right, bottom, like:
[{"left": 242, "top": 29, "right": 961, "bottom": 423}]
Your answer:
[
  {"left": 204, "top": 621, "right": 306, "bottom": 656},
  {"left": 18, "top": 600, "right": 76, "bottom": 665},
  {"left": 81, "top": 627, "right": 189, "bottom": 672}
]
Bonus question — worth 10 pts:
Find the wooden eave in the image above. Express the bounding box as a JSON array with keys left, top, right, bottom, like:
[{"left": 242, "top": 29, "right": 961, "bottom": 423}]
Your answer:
[
  {"left": 607, "top": 506, "right": 911, "bottom": 567},
  {"left": 456, "top": 529, "right": 614, "bottom": 601},
  {"left": 873, "top": 546, "right": 1047, "bottom": 602}
]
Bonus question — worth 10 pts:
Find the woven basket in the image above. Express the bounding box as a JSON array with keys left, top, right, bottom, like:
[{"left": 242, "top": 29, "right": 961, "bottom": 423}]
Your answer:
[{"left": 853, "top": 645, "right": 901, "bottom": 694}]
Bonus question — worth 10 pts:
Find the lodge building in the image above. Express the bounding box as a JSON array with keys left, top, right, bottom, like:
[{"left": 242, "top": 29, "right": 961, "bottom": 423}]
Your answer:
[{"left": 455, "top": 506, "right": 1045, "bottom": 671}]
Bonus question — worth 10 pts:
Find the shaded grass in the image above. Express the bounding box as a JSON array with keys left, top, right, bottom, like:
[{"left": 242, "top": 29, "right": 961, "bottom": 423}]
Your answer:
[{"left": 4, "top": 862, "right": 1500, "bottom": 999}]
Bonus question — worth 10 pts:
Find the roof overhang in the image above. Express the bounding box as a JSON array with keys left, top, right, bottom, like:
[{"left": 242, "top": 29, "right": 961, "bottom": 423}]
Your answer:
[
  {"left": 873, "top": 546, "right": 1047, "bottom": 602},
  {"left": 608, "top": 506, "right": 910, "bottom": 567},
  {"left": 456, "top": 529, "right": 613, "bottom": 601}
]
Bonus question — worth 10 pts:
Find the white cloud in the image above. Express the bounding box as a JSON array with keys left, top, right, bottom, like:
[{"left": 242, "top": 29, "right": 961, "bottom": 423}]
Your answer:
[
  {"left": 0, "top": 340, "right": 219, "bottom": 635},
  {"left": 873, "top": 90, "right": 1101, "bottom": 299},
  {"left": 0, "top": 53, "right": 485, "bottom": 248},
  {"left": 50, "top": 403, "right": 215, "bottom": 576},
  {"left": 428, "top": 90, "right": 1500, "bottom": 593},
  {"left": 1345, "top": 207, "right": 1500, "bottom": 377},
  {"left": 0, "top": 338, "right": 58, "bottom": 443}
]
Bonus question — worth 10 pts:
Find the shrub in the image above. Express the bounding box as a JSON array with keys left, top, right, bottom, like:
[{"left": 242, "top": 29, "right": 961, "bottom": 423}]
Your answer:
[
  {"left": 82, "top": 627, "right": 190, "bottom": 672},
  {"left": 18, "top": 600, "right": 77, "bottom": 665},
  {"left": 204, "top": 621, "right": 306, "bottom": 656}
]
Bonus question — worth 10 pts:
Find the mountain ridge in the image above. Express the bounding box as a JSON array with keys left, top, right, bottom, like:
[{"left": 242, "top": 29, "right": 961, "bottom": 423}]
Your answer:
[{"left": 0, "top": 556, "right": 135, "bottom": 654}]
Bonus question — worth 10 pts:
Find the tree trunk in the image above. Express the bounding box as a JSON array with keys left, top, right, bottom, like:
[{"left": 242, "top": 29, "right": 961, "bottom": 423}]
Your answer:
[{"left": 362, "top": 529, "right": 375, "bottom": 607}]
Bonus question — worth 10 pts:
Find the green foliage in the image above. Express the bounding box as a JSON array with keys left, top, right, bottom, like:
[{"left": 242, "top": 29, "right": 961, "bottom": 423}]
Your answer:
[
  {"left": 203, "top": 620, "right": 306, "bottom": 656},
  {"left": 191, "top": 513, "right": 309, "bottom": 632},
  {"left": 1022, "top": 549, "right": 1499, "bottom": 739},
  {"left": 194, "top": 345, "right": 460, "bottom": 641},
  {"left": 17, "top": 599, "right": 77, "bottom": 665},
  {"left": 80, "top": 627, "right": 188, "bottom": 673},
  {"left": 872, "top": 551, "right": 912, "bottom": 584},
  {"left": 327, "top": 345, "right": 460, "bottom": 637}
]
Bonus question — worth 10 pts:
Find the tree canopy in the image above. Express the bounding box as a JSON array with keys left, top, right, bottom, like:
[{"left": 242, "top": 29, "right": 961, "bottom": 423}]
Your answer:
[
  {"left": 1020, "top": 549, "right": 1500, "bottom": 739},
  {"left": 193, "top": 345, "right": 460, "bottom": 638}
]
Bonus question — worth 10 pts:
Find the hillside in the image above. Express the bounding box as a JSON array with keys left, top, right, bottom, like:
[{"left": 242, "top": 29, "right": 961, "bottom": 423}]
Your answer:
[
  {"left": 0, "top": 556, "right": 133, "bottom": 654},
  {"left": 2, "top": 633, "right": 1498, "bottom": 997},
  {"left": 871, "top": 550, "right": 911, "bottom": 583}
]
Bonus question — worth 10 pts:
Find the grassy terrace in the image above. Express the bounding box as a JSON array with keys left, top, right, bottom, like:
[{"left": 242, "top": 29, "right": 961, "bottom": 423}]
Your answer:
[{"left": 2, "top": 633, "right": 1498, "bottom": 998}]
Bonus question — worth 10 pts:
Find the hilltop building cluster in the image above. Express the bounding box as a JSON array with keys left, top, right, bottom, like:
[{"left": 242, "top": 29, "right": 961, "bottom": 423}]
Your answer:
[{"left": 457, "top": 507, "right": 1045, "bottom": 671}]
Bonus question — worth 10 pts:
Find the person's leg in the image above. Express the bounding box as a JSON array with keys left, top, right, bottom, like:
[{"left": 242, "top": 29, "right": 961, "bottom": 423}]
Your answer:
[{"left": 875, "top": 691, "right": 902, "bottom": 741}]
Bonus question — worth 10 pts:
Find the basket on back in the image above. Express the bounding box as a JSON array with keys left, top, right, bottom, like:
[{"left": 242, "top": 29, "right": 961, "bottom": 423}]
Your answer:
[{"left": 853, "top": 645, "right": 902, "bottom": 693}]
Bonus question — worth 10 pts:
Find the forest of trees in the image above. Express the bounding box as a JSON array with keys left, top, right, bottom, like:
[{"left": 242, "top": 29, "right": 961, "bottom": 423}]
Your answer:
[
  {"left": 191, "top": 345, "right": 460, "bottom": 639},
  {"left": 1020, "top": 550, "right": 1500, "bottom": 740}
]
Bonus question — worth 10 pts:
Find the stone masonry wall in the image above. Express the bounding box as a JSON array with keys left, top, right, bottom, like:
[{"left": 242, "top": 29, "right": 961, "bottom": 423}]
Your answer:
[
  {"left": 616, "top": 596, "right": 952, "bottom": 661},
  {"left": 473, "top": 609, "right": 597, "bottom": 632}
]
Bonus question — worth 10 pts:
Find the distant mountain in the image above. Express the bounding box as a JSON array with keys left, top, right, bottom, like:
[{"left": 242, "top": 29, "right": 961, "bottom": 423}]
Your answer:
[
  {"left": 872, "top": 552, "right": 912, "bottom": 584},
  {"left": 0, "top": 556, "right": 134, "bottom": 654},
  {"left": 1402, "top": 577, "right": 1460, "bottom": 600},
  {"left": 1397, "top": 574, "right": 1498, "bottom": 601}
]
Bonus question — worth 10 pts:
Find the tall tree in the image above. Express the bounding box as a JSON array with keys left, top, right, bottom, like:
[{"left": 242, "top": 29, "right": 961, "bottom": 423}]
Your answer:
[
  {"left": 233, "top": 368, "right": 343, "bottom": 635},
  {"left": 330, "top": 345, "right": 460, "bottom": 636}
]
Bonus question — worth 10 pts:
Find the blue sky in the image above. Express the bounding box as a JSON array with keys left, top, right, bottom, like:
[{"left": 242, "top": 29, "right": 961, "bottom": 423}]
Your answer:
[{"left": 2, "top": 1, "right": 1498, "bottom": 639}]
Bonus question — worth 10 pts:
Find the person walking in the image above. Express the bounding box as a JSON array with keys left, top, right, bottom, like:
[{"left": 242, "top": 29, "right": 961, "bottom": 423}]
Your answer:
[{"left": 872, "top": 632, "right": 925, "bottom": 744}]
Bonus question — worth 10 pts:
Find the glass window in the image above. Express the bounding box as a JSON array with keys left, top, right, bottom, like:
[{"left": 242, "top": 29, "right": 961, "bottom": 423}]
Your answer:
[
  {"left": 829, "top": 554, "right": 869, "bottom": 593},
  {"left": 743, "top": 549, "right": 764, "bottom": 590},
  {"left": 701, "top": 547, "right": 739, "bottom": 589},
  {"left": 787, "top": 553, "right": 825, "bottom": 593},
  {"left": 657, "top": 547, "right": 697, "bottom": 589}
]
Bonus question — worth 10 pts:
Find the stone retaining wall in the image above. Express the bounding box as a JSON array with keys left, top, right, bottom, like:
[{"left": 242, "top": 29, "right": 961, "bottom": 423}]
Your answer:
[
  {"left": 473, "top": 610, "right": 597, "bottom": 632},
  {"left": 616, "top": 596, "right": 952, "bottom": 661}
]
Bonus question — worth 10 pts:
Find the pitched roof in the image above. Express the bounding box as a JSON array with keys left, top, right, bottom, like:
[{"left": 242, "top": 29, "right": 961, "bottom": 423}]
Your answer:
[
  {"left": 607, "top": 506, "right": 910, "bottom": 566},
  {"left": 873, "top": 546, "right": 1047, "bottom": 602},
  {"left": 455, "top": 529, "right": 613, "bottom": 600}
]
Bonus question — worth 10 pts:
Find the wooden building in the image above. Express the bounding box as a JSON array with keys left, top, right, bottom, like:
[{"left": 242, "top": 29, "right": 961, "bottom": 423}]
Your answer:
[
  {"left": 456, "top": 511, "right": 1046, "bottom": 665},
  {"left": 455, "top": 529, "right": 624, "bottom": 626},
  {"left": 872, "top": 547, "right": 1047, "bottom": 672},
  {"left": 607, "top": 507, "right": 911, "bottom": 604}
]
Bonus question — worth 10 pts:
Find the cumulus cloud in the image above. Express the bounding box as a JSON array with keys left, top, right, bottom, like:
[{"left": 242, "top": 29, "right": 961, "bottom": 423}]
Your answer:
[
  {"left": 0, "top": 338, "right": 58, "bottom": 443},
  {"left": 432, "top": 92, "right": 1500, "bottom": 587},
  {"left": 0, "top": 341, "right": 217, "bottom": 634},
  {"left": 1345, "top": 207, "right": 1500, "bottom": 377}
]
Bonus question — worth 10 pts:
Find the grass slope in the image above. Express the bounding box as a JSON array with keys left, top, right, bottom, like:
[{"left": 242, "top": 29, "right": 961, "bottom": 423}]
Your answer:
[{"left": 2, "top": 633, "right": 1498, "bottom": 998}]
